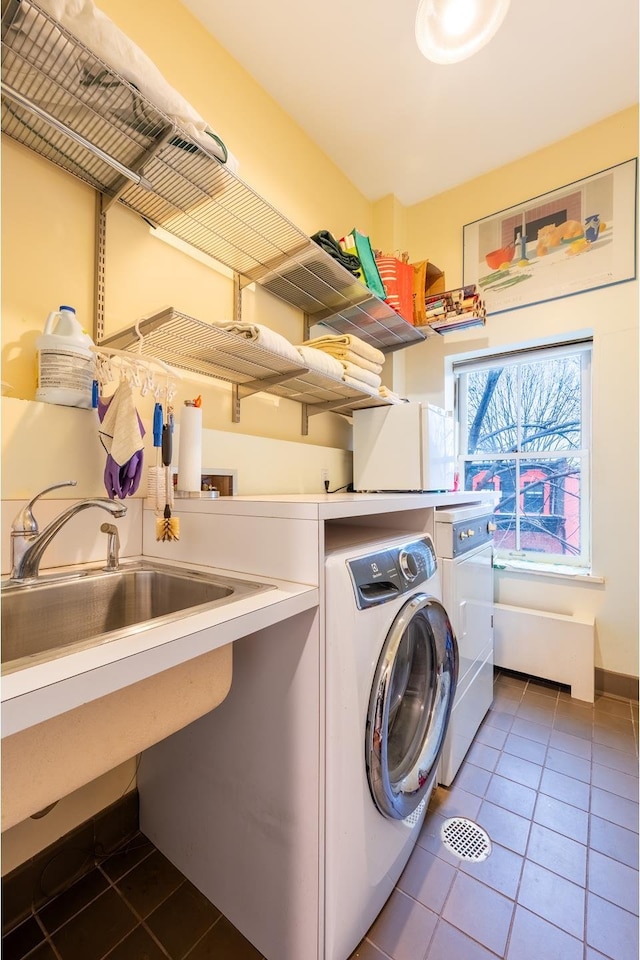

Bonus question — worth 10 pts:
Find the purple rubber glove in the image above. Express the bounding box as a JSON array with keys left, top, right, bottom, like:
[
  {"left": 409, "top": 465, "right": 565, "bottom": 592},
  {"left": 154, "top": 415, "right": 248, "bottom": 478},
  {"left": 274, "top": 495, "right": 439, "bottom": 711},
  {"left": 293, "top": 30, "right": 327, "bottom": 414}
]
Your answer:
[
  {"left": 104, "top": 454, "right": 123, "bottom": 500},
  {"left": 121, "top": 449, "right": 144, "bottom": 497}
]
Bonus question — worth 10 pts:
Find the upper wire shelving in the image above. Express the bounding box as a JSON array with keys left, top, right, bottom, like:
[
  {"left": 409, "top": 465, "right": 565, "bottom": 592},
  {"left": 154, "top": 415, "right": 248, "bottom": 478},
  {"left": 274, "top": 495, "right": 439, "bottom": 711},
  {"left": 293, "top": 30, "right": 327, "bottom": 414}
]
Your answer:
[{"left": 1, "top": 0, "right": 426, "bottom": 353}]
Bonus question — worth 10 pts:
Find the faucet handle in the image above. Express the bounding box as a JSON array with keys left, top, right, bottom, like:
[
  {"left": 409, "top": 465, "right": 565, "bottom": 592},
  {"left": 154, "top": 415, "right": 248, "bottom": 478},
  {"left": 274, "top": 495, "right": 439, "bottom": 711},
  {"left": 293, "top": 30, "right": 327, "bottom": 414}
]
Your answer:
[
  {"left": 12, "top": 480, "right": 78, "bottom": 535},
  {"left": 101, "top": 522, "right": 121, "bottom": 571}
]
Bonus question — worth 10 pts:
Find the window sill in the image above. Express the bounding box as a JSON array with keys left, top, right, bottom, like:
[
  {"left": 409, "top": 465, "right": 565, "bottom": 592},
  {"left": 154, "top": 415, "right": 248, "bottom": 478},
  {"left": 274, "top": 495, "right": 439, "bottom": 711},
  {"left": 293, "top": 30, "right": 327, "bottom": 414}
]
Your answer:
[{"left": 493, "top": 558, "right": 604, "bottom": 584}]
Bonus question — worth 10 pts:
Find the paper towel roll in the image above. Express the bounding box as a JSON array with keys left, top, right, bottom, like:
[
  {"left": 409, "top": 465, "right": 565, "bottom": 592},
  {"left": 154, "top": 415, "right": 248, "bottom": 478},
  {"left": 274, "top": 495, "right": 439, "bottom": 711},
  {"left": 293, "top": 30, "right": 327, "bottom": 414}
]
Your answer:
[{"left": 178, "top": 402, "right": 202, "bottom": 492}]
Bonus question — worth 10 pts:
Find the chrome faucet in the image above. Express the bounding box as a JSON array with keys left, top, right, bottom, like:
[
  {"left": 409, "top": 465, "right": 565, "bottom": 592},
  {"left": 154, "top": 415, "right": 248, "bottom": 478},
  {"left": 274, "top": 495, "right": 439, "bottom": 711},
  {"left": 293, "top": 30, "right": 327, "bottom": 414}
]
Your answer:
[{"left": 10, "top": 480, "right": 127, "bottom": 582}]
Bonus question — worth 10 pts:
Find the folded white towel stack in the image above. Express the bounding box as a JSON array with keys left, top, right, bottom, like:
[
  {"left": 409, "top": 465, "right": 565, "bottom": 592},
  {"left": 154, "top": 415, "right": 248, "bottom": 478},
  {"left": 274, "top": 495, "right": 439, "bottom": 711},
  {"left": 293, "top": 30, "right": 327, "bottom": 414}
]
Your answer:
[
  {"left": 325, "top": 350, "right": 383, "bottom": 375},
  {"left": 340, "top": 361, "right": 381, "bottom": 390},
  {"left": 300, "top": 333, "right": 386, "bottom": 392},
  {"left": 343, "top": 374, "right": 381, "bottom": 394},
  {"left": 296, "top": 346, "right": 344, "bottom": 380},
  {"left": 302, "top": 334, "right": 385, "bottom": 367}
]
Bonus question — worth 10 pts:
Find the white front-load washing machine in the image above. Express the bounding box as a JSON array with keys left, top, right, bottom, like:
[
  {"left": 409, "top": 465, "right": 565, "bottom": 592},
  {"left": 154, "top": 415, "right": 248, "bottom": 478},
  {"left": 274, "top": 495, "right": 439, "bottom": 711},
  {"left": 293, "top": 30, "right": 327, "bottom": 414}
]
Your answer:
[
  {"left": 324, "top": 532, "right": 457, "bottom": 959},
  {"left": 138, "top": 531, "right": 457, "bottom": 960}
]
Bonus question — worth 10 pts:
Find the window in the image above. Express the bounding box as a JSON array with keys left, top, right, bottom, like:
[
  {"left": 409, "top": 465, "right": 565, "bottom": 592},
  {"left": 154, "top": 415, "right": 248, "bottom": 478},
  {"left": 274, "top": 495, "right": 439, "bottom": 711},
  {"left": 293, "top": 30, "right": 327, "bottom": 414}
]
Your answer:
[{"left": 455, "top": 340, "right": 592, "bottom": 567}]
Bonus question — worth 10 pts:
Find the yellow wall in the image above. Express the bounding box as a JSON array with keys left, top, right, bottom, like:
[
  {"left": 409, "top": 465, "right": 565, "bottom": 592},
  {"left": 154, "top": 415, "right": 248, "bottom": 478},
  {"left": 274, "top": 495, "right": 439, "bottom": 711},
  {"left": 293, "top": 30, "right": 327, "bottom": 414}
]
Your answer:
[
  {"left": 406, "top": 106, "right": 638, "bottom": 281},
  {"left": 98, "top": 0, "right": 372, "bottom": 238},
  {"left": 1, "top": 0, "right": 374, "bottom": 449},
  {"left": 403, "top": 107, "right": 639, "bottom": 679}
]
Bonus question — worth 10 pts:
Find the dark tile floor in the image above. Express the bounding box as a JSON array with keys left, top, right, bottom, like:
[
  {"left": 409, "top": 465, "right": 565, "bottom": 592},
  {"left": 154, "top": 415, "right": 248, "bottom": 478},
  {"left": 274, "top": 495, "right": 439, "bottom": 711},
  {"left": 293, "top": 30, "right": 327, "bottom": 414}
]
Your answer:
[
  {"left": 3, "top": 670, "right": 638, "bottom": 960},
  {"left": 351, "top": 670, "right": 639, "bottom": 960}
]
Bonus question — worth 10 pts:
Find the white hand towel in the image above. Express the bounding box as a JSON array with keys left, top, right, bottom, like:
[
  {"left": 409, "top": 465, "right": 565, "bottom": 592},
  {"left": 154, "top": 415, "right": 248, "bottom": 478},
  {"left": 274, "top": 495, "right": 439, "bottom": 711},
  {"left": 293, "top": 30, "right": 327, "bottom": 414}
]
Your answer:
[{"left": 99, "top": 381, "right": 144, "bottom": 466}]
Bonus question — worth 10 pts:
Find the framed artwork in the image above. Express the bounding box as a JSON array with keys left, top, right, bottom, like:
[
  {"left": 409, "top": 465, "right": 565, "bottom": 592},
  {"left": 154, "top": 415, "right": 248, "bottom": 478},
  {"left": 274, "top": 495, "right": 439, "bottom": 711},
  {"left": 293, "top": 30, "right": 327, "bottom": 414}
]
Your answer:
[{"left": 463, "top": 158, "right": 637, "bottom": 316}]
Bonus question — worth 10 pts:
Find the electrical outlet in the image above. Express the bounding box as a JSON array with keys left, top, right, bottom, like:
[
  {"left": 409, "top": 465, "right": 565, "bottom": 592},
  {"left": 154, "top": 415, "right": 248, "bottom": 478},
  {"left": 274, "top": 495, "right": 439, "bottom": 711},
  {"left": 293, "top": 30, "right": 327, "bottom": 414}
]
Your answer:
[{"left": 321, "top": 468, "right": 329, "bottom": 487}]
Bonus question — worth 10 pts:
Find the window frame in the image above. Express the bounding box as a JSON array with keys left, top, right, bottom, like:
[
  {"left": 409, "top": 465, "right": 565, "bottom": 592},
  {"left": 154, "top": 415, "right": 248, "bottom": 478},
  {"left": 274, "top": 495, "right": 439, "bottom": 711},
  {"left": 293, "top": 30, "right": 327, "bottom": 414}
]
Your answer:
[{"left": 454, "top": 340, "right": 592, "bottom": 569}]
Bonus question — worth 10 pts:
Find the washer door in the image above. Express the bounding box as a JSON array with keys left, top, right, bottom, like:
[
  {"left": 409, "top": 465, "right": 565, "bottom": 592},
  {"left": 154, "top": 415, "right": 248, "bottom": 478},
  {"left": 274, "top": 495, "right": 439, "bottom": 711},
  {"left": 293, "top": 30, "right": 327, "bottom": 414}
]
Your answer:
[{"left": 366, "top": 593, "right": 457, "bottom": 820}]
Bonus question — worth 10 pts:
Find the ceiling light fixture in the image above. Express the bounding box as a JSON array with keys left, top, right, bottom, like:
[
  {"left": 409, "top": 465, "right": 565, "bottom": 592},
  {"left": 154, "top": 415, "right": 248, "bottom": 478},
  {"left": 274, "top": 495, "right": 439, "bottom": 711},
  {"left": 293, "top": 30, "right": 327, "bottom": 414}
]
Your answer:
[{"left": 415, "top": 0, "right": 510, "bottom": 64}]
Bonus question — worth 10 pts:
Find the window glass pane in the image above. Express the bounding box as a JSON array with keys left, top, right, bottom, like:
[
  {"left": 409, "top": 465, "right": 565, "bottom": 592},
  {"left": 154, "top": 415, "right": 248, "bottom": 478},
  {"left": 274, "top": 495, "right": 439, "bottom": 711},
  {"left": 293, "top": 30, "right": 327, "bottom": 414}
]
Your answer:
[
  {"left": 494, "top": 510, "right": 517, "bottom": 553},
  {"left": 457, "top": 342, "right": 590, "bottom": 566},
  {"left": 465, "top": 367, "right": 518, "bottom": 454},
  {"left": 520, "top": 356, "right": 582, "bottom": 451},
  {"left": 518, "top": 457, "right": 582, "bottom": 557}
]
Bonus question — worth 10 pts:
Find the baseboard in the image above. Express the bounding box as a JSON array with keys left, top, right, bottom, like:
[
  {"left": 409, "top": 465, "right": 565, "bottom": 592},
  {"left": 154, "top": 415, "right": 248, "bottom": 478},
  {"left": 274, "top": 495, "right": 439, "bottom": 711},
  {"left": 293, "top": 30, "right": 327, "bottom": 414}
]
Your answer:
[
  {"left": 595, "top": 668, "right": 639, "bottom": 702},
  {"left": 1, "top": 789, "right": 139, "bottom": 935}
]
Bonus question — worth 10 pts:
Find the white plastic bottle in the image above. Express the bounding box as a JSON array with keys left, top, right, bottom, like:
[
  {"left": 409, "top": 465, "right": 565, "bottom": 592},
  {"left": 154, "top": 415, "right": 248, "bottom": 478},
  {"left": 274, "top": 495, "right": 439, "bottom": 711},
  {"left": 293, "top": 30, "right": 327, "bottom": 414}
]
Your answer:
[{"left": 35, "top": 305, "right": 95, "bottom": 409}]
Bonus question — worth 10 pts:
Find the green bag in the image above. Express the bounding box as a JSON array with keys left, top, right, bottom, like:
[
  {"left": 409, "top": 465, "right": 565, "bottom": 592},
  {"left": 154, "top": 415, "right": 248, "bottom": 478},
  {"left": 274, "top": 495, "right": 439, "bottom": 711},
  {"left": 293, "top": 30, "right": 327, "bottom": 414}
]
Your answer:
[{"left": 342, "top": 229, "right": 386, "bottom": 300}]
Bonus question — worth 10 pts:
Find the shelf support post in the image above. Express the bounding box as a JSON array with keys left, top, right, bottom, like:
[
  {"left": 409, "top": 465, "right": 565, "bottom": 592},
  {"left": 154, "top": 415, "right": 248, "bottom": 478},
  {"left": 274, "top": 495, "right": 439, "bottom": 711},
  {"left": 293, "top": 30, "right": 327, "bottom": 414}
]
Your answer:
[
  {"left": 232, "top": 384, "right": 241, "bottom": 423},
  {"left": 233, "top": 272, "right": 242, "bottom": 324},
  {"left": 230, "top": 272, "right": 242, "bottom": 423},
  {"left": 94, "top": 193, "right": 107, "bottom": 343}
]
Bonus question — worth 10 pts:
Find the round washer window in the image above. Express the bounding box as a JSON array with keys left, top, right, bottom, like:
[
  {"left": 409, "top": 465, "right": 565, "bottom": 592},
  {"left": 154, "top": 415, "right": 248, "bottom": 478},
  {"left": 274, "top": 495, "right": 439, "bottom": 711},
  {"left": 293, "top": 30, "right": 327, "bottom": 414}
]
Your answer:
[{"left": 366, "top": 594, "right": 457, "bottom": 820}]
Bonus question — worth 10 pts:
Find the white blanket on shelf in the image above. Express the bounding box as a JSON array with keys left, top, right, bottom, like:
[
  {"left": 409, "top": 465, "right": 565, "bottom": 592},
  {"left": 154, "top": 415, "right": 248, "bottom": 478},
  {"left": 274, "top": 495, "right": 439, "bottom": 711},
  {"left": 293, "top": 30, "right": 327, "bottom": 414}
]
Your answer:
[
  {"left": 33, "top": 0, "right": 238, "bottom": 171},
  {"left": 213, "top": 322, "right": 303, "bottom": 366}
]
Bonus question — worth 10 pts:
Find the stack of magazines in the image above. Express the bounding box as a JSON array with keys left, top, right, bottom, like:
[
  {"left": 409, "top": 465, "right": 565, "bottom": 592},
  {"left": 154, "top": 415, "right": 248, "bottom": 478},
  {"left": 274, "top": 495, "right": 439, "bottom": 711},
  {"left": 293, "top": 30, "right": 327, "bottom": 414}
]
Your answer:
[{"left": 421, "top": 285, "right": 486, "bottom": 333}]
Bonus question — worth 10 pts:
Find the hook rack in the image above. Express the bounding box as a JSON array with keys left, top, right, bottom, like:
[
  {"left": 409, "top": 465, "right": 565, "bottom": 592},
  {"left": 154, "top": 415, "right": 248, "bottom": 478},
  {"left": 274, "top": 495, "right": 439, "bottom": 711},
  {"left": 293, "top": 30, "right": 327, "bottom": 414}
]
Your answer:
[{"left": 91, "top": 341, "right": 183, "bottom": 402}]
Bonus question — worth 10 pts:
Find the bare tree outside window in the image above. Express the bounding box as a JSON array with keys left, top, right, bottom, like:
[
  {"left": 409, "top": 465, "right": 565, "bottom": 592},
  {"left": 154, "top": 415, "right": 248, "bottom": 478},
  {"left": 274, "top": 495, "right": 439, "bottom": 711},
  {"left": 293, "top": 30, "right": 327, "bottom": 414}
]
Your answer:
[{"left": 456, "top": 344, "right": 591, "bottom": 565}]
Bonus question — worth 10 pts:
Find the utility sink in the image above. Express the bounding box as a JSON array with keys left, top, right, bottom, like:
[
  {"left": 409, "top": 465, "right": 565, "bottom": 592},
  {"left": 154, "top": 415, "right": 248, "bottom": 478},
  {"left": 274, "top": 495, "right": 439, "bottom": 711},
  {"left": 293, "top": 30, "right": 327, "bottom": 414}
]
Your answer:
[{"left": 1, "top": 560, "right": 272, "bottom": 674}]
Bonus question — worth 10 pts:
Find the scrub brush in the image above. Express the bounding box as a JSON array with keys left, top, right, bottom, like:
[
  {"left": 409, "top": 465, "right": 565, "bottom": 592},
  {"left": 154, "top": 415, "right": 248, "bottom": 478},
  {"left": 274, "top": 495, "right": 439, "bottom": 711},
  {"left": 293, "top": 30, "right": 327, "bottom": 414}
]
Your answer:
[
  {"left": 147, "top": 402, "right": 164, "bottom": 511},
  {"left": 156, "top": 417, "right": 180, "bottom": 542}
]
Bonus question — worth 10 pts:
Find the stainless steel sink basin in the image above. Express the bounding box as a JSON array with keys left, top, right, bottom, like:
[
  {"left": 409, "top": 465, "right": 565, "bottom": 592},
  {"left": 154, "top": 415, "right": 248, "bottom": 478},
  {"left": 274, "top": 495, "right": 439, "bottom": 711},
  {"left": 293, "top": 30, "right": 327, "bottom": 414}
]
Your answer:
[{"left": 1, "top": 560, "right": 272, "bottom": 673}]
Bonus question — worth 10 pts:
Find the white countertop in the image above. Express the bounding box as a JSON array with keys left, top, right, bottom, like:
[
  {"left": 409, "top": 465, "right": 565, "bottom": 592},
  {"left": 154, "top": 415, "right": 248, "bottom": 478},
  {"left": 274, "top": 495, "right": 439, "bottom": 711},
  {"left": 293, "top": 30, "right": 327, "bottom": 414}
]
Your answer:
[
  {"left": 1, "top": 557, "right": 318, "bottom": 737},
  {"left": 156, "top": 490, "right": 497, "bottom": 520}
]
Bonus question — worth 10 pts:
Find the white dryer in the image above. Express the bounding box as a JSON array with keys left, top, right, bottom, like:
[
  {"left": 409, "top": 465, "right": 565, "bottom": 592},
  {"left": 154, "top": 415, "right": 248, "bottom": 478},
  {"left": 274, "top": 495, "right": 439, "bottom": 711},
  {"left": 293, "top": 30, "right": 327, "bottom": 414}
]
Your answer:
[
  {"left": 323, "top": 532, "right": 457, "bottom": 959},
  {"left": 138, "top": 532, "right": 457, "bottom": 960}
]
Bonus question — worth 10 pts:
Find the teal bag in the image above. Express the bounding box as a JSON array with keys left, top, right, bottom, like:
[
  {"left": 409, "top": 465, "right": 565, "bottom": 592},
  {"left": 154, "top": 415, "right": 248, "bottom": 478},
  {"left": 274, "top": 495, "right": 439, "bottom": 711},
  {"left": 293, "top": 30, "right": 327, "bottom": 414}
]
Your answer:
[{"left": 349, "top": 228, "right": 387, "bottom": 300}]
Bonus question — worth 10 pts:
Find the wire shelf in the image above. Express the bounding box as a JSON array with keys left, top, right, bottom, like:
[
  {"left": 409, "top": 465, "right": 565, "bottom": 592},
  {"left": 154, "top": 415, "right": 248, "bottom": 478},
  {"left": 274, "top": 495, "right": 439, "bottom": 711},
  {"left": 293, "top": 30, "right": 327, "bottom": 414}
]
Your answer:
[
  {"left": 99, "top": 308, "right": 393, "bottom": 417},
  {"left": 99, "top": 309, "right": 309, "bottom": 384},
  {"left": 267, "top": 370, "right": 391, "bottom": 413},
  {"left": 1, "top": 0, "right": 426, "bottom": 353}
]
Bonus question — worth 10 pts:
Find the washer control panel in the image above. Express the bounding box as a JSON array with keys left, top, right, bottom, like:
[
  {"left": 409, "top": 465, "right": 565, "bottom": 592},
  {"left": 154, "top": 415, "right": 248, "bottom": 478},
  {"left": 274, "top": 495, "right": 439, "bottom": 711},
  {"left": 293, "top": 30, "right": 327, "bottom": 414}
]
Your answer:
[{"left": 347, "top": 537, "right": 437, "bottom": 609}]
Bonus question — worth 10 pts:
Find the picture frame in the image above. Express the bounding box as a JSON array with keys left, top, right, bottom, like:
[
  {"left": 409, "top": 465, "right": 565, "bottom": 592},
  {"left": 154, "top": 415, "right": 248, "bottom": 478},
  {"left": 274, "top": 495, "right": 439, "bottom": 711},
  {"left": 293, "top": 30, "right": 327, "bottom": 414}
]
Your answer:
[{"left": 463, "top": 158, "right": 637, "bottom": 316}]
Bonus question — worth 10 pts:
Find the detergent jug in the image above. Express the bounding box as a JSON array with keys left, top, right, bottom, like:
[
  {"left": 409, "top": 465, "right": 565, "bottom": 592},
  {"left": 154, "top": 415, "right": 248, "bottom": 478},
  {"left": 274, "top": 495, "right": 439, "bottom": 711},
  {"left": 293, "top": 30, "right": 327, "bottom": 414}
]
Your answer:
[{"left": 36, "top": 305, "right": 95, "bottom": 409}]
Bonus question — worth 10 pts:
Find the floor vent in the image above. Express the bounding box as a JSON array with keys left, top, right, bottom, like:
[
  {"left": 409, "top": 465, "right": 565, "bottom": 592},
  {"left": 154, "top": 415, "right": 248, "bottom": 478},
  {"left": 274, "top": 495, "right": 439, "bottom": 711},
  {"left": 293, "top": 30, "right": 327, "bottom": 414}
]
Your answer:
[{"left": 440, "top": 817, "right": 492, "bottom": 862}]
